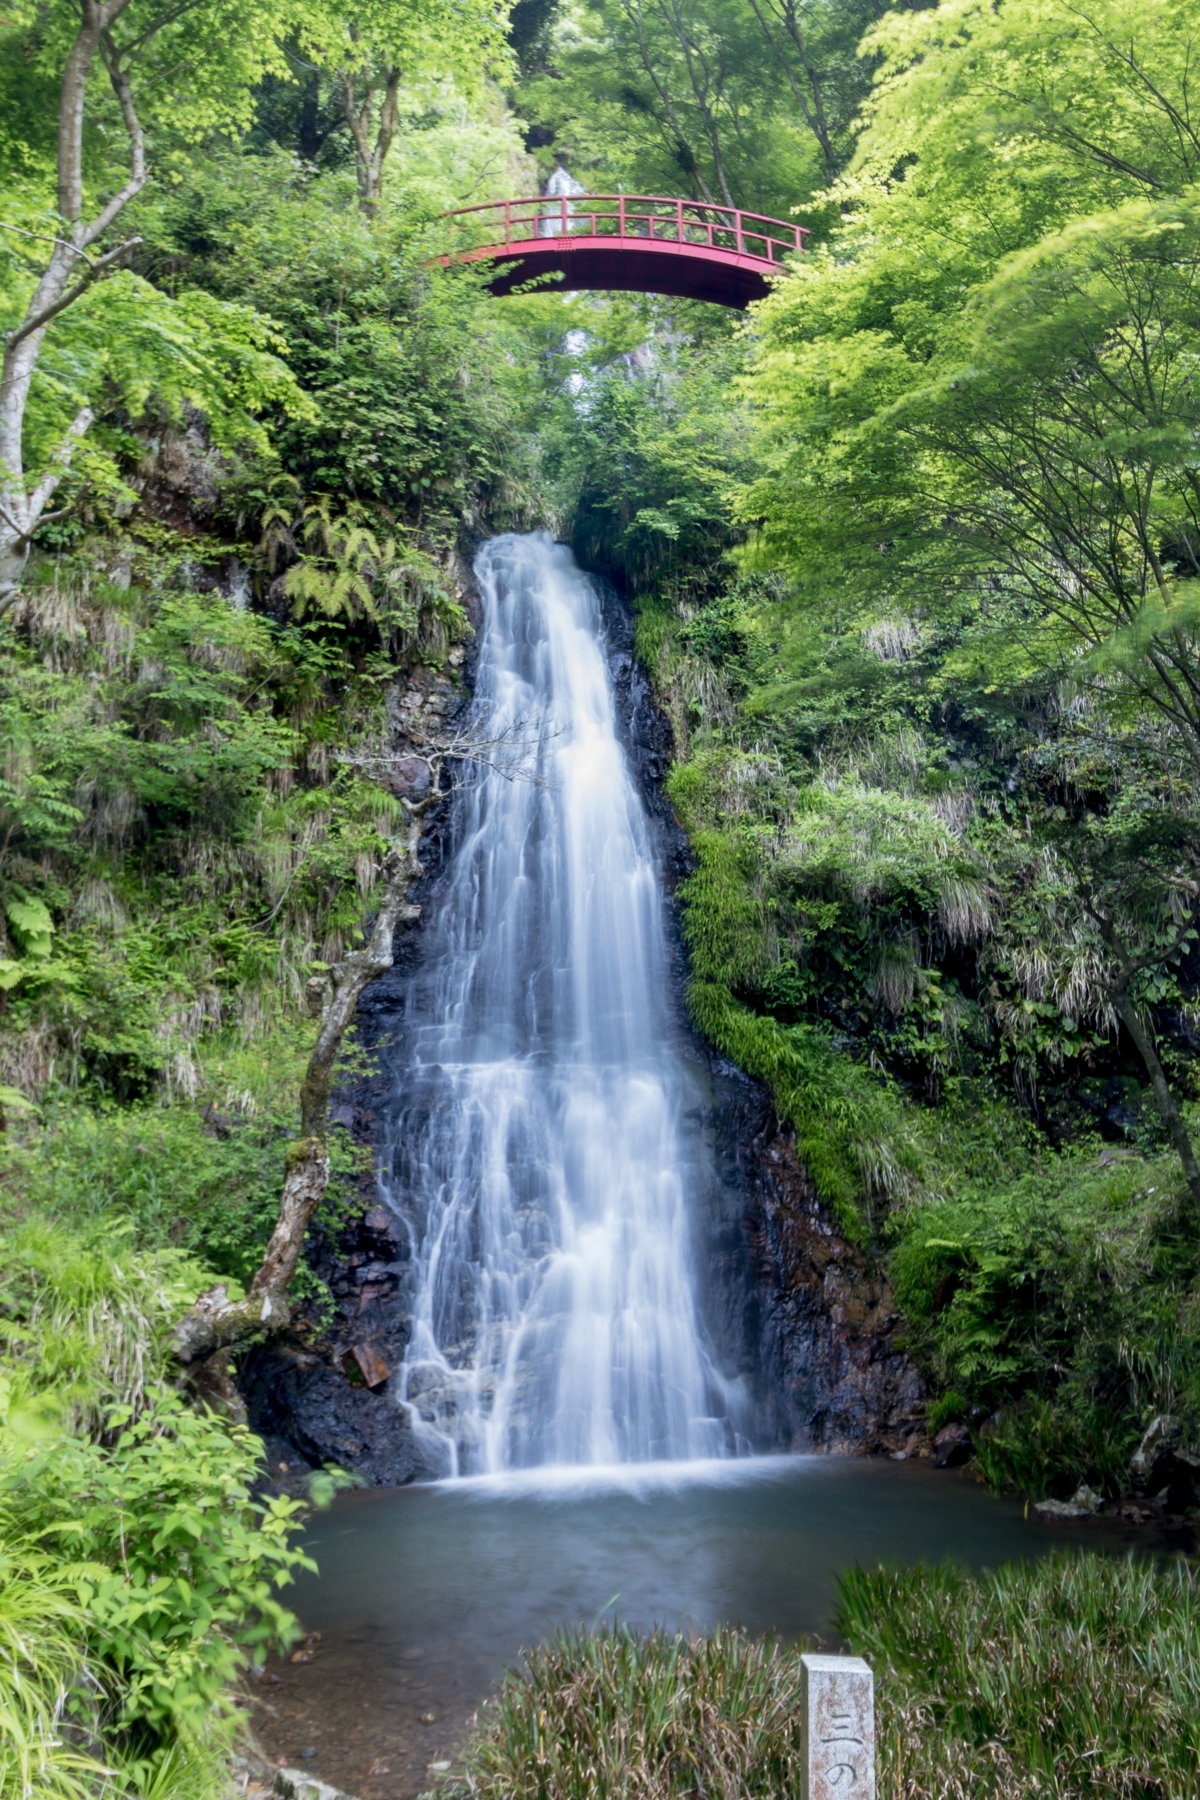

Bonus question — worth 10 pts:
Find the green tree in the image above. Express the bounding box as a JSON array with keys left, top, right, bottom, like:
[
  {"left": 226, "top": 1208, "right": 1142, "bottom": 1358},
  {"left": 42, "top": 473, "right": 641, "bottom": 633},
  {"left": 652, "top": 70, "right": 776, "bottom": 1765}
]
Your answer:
[
  {"left": 517, "top": 0, "right": 854, "bottom": 213},
  {"left": 0, "top": 0, "right": 307, "bottom": 603},
  {"left": 293, "top": 0, "right": 513, "bottom": 216},
  {"left": 735, "top": 0, "right": 1200, "bottom": 1201}
]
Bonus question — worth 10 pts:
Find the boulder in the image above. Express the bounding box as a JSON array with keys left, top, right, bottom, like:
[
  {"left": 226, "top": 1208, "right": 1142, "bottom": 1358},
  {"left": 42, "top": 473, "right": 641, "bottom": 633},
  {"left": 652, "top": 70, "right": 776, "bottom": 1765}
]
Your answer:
[
  {"left": 933, "top": 1421, "right": 972, "bottom": 1468},
  {"left": 1032, "top": 1483, "right": 1103, "bottom": 1521}
]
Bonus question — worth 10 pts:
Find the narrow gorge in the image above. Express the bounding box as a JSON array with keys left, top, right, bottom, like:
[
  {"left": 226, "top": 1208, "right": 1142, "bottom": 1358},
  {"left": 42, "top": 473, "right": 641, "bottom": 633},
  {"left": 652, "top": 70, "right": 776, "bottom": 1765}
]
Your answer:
[{"left": 245, "top": 534, "right": 924, "bottom": 1491}]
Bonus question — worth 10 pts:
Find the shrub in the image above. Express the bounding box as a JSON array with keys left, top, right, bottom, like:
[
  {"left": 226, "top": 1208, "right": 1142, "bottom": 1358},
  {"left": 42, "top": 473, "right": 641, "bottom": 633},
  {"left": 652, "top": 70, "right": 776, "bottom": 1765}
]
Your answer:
[{"left": 0, "top": 1220, "right": 311, "bottom": 1794}]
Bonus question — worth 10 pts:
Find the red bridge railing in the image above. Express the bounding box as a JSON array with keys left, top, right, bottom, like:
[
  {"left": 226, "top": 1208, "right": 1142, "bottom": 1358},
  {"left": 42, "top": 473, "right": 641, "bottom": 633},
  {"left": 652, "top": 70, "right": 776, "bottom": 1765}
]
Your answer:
[{"left": 440, "top": 194, "right": 808, "bottom": 267}]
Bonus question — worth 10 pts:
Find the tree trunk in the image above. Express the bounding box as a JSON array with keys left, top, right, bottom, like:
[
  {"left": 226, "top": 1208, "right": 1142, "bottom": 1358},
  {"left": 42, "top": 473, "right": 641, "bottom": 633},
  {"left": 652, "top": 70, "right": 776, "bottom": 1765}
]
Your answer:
[
  {"left": 298, "top": 67, "right": 322, "bottom": 162},
  {"left": 742, "top": 0, "right": 837, "bottom": 181},
  {"left": 338, "top": 66, "right": 402, "bottom": 217},
  {"left": 0, "top": 0, "right": 142, "bottom": 603},
  {"left": 1112, "top": 987, "right": 1200, "bottom": 1209},
  {"left": 173, "top": 824, "right": 424, "bottom": 1367}
]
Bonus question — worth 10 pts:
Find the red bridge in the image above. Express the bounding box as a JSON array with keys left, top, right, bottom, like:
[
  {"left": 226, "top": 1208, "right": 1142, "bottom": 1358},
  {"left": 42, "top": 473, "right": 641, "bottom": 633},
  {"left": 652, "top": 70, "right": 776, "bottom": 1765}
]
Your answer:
[{"left": 438, "top": 194, "right": 808, "bottom": 308}]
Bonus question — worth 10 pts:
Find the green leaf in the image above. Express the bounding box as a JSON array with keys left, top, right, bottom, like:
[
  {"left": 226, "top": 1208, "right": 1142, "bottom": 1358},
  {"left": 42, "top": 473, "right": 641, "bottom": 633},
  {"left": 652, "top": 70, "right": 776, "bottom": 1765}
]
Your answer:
[{"left": 5, "top": 896, "right": 54, "bottom": 958}]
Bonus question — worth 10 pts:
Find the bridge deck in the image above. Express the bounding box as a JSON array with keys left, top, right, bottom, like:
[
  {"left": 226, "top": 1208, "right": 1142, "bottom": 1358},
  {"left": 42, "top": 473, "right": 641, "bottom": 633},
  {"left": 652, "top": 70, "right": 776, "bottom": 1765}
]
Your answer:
[{"left": 439, "top": 195, "right": 807, "bottom": 309}]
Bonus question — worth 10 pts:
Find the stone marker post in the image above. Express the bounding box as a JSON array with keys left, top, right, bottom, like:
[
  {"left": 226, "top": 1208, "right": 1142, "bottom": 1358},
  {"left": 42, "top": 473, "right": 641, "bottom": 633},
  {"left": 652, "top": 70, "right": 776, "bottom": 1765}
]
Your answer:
[{"left": 800, "top": 1653, "right": 875, "bottom": 1800}]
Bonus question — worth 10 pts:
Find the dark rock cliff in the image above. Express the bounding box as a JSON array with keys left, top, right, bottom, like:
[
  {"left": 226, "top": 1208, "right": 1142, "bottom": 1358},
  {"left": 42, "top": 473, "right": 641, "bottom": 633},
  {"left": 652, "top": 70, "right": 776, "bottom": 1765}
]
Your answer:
[
  {"left": 602, "top": 571, "right": 926, "bottom": 1457},
  {"left": 707, "top": 1080, "right": 925, "bottom": 1453}
]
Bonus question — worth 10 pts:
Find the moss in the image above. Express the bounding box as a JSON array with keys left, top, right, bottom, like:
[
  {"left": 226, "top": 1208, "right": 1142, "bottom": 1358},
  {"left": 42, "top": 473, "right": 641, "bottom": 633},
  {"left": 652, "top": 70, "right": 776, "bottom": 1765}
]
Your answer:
[{"left": 689, "top": 980, "right": 922, "bottom": 1242}]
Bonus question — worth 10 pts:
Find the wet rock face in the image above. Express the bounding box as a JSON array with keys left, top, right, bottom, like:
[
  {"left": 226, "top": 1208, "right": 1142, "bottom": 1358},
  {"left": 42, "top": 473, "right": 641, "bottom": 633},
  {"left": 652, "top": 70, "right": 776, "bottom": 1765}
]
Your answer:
[
  {"left": 699, "top": 1061, "right": 926, "bottom": 1455},
  {"left": 243, "top": 1350, "right": 430, "bottom": 1488},
  {"left": 743, "top": 1119, "right": 925, "bottom": 1452},
  {"left": 241, "top": 1175, "right": 444, "bottom": 1488},
  {"left": 600, "top": 579, "right": 927, "bottom": 1458}
]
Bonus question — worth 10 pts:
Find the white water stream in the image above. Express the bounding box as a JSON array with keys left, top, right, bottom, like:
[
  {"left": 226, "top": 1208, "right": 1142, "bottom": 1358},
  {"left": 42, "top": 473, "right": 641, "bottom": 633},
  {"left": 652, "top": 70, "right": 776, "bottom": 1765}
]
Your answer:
[{"left": 385, "top": 532, "right": 737, "bottom": 1475}]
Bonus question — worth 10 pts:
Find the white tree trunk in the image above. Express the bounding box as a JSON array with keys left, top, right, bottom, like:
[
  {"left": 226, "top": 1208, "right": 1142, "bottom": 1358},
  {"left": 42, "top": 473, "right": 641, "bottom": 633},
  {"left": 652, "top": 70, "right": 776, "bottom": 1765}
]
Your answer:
[{"left": 0, "top": 0, "right": 142, "bottom": 604}]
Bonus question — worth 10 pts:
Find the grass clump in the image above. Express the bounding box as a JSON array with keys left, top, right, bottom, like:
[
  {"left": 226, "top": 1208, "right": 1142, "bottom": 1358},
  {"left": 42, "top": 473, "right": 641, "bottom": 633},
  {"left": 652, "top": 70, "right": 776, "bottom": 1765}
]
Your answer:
[
  {"left": 0, "top": 1546, "right": 107, "bottom": 1800},
  {"left": 840, "top": 1552, "right": 1200, "bottom": 1799},
  {"left": 464, "top": 1625, "right": 807, "bottom": 1800},
  {"left": 461, "top": 1554, "right": 1200, "bottom": 1800}
]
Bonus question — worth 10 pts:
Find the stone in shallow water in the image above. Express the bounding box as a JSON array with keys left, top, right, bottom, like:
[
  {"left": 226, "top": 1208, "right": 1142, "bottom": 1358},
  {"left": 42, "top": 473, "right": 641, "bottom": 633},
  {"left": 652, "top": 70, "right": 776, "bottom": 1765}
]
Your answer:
[
  {"left": 1032, "top": 1484, "right": 1102, "bottom": 1520},
  {"left": 801, "top": 1652, "right": 875, "bottom": 1800},
  {"left": 272, "top": 1769, "right": 358, "bottom": 1800}
]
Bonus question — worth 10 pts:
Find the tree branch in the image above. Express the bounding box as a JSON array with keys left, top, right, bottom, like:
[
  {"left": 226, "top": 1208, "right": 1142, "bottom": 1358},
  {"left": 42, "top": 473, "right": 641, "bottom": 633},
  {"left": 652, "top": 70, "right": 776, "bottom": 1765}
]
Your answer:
[
  {"left": 4, "top": 239, "right": 142, "bottom": 353},
  {"left": 26, "top": 406, "right": 94, "bottom": 523}
]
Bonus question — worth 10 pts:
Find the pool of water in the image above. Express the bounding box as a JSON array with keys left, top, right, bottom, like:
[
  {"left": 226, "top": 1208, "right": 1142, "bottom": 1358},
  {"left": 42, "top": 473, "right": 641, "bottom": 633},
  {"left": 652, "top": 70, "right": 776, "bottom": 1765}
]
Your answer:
[{"left": 249, "top": 1454, "right": 1160, "bottom": 1799}]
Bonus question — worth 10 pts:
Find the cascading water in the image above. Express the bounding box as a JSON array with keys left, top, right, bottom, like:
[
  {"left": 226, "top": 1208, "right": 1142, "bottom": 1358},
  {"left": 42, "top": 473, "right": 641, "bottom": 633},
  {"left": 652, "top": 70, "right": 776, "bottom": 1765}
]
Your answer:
[{"left": 384, "top": 532, "right": 739, "bottom": 1476}]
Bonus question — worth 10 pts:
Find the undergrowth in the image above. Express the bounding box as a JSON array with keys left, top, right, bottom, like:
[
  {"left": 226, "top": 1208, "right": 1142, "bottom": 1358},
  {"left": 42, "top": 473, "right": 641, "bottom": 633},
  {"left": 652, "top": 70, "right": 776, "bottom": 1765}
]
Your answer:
[
  {"left": 459, "top": 1554, "right": 1200, "bottom": 1800},
  {"left": 0, "top": 1215, "right": 312, "bottom": 1799}
]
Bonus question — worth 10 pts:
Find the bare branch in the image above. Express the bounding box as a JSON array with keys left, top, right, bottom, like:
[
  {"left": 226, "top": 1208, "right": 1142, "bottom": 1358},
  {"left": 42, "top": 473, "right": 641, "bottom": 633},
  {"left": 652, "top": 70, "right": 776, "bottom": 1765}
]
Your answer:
[
  {"left": 337, "top": 713, "right": 565, "bottom": 791},
  {"left": 79, "top": 37, "right": 147, "bottom": 248}
]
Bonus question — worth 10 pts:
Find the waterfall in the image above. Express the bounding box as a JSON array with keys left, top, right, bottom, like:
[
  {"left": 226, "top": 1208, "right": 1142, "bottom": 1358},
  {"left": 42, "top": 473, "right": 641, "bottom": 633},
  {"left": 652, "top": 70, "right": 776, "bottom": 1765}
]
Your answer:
[{"left": 383, "top": 533, "right": 736, "bottom": 1476}]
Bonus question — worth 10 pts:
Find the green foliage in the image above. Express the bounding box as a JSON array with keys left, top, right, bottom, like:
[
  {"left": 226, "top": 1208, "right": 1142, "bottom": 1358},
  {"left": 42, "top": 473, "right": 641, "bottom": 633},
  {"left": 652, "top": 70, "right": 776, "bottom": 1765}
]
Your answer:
[
  {"left": 556, "top": 311, "right": 750, "bottom": 588},
  {"left": 293, "top": 0, "right": 513, "bottom": 125},
  {"left": 889, "top": 1148, "right": 1196, "bottom": 1493},
  {"left": 688, "top": 981, "right": 921, "bottom": 1240},
  {"left": 6, "top": 270, "right": 314, "bottom": 484},
  {"left": 0, "top": 1217, "right": 311, "bottom": 1795},
  {"left": 8, "top": 0, "right": 293, "bottom": 146},
  {"left": 732, "top": 0, "right": 1200, "bottom": 808},
  {"left": 30, "top": 1393, "right": 307, "bottom": 1742},
  {"left": 517, "top": 0, "right": 880, "bottom": 210},
  {"left": 0, "top": 1219, "right": 205, "bottom": 1431},
  {"left": 0, "top": 536, "right": 451, "bottom": 1093},
  {"left": 269, "top": 492, "right": 466, "bottom": 651},
  {"left": 838, "top": 1553, "right": 1200, "bottom": 1799},
  {"left": 136, "top": 148, "right": 540, "bottom": 531},
  {"left": 0, "top": 1536, "right": 106, "bottom": 1800},
  {"left": 643, "top": 543, "right": 1200, "bottom": 1486}
]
